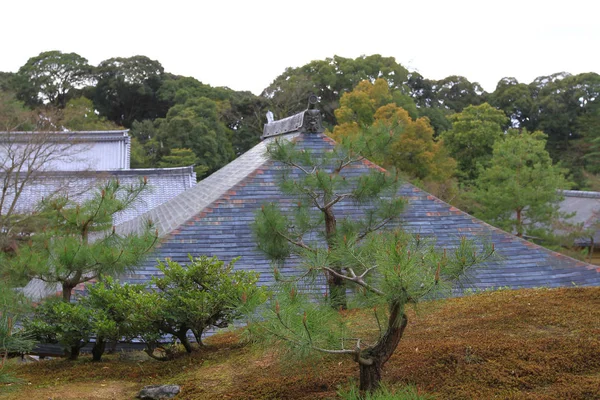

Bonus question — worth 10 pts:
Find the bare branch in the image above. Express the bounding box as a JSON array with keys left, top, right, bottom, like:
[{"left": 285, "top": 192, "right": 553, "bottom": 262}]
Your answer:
[
  {"left": 322, "top": 266, "right": 384, "bottom": 296},
  {"left": 322, "top": 193, "right": 353, "bottom": 210}
]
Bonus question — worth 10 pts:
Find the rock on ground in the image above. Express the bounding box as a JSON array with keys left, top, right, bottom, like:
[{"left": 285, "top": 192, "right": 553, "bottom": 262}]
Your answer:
[{"left": 137, "top": 385, "right": 181, "bottom": 399}]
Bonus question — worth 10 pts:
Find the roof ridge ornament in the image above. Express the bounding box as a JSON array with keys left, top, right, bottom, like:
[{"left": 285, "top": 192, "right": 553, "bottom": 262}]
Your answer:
[
  {"left": 304, "top": 94, "right": 323, "bottom": 133},
  {"left": 261, "top": 95, "right": 324, "bottom": 140}
]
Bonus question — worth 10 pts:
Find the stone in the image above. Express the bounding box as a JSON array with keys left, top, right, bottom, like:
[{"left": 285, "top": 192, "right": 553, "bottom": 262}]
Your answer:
[
  {"left": 137, "top": 385, "right": 181, "bottom": 399},
  {"left": 118, "top": 350, "right": 152, "bottom": 362}
]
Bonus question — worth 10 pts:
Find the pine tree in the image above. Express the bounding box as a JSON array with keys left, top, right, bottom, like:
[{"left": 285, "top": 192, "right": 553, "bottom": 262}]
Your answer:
[
  {"left": 7, "top": 178, "right": 158, "bottom": 302},
  {"left": 472, "top": 129, "right": 570, "bottom": 238},
  {"left": 0, "top": 282, "right": 33, "bottom": 381},
  {"left": 251, "top": 129, "right": 496, "bottom": 391},
  {"left": 249, "top": 230, "right": 495, "bottom": 391}
]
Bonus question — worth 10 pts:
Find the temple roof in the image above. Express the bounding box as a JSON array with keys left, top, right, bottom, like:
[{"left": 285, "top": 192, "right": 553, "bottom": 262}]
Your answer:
[
  {"left": 0, "top": 130, "right": 130, "bottom": 141},
  {"left": 115, "top": 108, "right": 600, "bottom": 291}
]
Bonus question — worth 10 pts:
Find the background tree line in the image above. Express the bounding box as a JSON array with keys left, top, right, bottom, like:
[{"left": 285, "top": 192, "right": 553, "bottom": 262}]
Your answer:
[
  {"left": 1, "top": 50, "right": 598, "bottom": 255},
  {"left": 2, "top": 51, "right": 599, "bottom": 186}
]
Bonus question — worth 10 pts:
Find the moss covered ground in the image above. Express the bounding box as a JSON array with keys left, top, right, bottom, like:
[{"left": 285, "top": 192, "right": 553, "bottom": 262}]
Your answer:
[{"left": 2, "top": 287, "right": 599, "bottom": 399}]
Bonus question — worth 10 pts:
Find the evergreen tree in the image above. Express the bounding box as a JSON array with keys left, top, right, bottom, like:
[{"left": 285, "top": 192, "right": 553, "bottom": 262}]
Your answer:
[
  {"left": 150, "top": 256, "right": 266, "bottom": 353},
  {"left": 249, "top": 229, "right": 495, "bottom": 391},
  {"left": 472, "top": 129, "right": 570, "bottom": 238},
  {"left": 0, "top": 282, "right": 33, "bottom": 381},
  {"left": 25, "top": 299, "right": 96, "bottom": 360},
  {"left": 4, "top": 179, "right": 158, "bottom": 302}
]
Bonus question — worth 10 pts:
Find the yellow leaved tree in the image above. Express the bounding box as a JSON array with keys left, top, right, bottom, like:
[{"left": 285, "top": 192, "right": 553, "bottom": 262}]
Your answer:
[{"left": 331, "top": 79, "right": 457, "bottom": 200}]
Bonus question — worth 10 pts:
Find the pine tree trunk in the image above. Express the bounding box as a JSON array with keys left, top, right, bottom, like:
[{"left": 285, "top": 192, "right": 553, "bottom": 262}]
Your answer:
[
  {"left": 324, "top": 206, "right": 347, "bottom": 309},
  {"left": 92, "top": 338, "right": 106, "bottom": 362},
  {"left": 358, "top": 301, "right": 408, "bottom": 392},
  {"left": 359, "top": 362, "right": 383, "bottom": 392},
  {"left": 328, "top": 272, "right": 347, "bottom": 310},
  {"left": 62, "top": 283, "right": 75, "bottom": 302}
]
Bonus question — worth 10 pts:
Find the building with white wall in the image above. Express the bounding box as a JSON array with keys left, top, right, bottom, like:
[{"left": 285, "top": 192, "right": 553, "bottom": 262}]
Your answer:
[{"left": 0, "top": 129, "right": 196, "bottom": 226}]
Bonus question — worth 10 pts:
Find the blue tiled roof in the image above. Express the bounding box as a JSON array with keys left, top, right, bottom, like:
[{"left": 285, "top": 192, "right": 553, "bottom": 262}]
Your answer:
[{"left": 119, "top": 130, "right": 600, "bottom": 292}]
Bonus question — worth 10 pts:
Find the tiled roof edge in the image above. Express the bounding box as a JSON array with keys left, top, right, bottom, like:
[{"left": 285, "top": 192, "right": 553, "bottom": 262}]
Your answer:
[
  {"left": 2, "top": 166, "right": 196, "bottom": 178},
  {"left": 406, "top": 185, "right": 598, "bottom": 271},
  {"left": 562, "top": 190, "right": 600, "bottom": 199},
  {"left": 262, "top": 111, "right": 305, "bottom": 139},
  {"left": 115, "top": 134, "right": 298, "bottom": 238}
]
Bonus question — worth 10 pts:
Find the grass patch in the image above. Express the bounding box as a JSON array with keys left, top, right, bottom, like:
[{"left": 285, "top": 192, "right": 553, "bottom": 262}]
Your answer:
[{"left": 1, "top": 287, "right": 599, "bottom": 399}]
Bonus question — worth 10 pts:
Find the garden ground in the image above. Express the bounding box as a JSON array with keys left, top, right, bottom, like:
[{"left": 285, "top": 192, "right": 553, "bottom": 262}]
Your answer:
[{"left": 2, "top": 287, "right": 599, "bottom": 399}]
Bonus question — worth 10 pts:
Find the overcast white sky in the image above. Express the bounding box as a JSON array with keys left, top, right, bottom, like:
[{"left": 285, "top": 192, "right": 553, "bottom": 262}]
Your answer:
[{"left": 1, "top": 0, "right": 599, "bottom": 95}]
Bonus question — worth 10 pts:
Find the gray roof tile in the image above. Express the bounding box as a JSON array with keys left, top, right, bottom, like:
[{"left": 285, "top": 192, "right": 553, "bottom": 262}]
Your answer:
[{"left": 116, "top": 130, "right": 600, "bottom": 292}]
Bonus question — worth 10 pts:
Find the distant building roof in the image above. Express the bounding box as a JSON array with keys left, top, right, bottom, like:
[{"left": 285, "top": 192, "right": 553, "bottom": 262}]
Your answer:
[
  {"left": 0, "top": 130, "right": 131, "bottom": 170},
  {"left": 15, "top": 129, "right": 197, "bottom": 301},
  {"left": 113, "top": 107, "right": 600, "bottom": 293},
  {"left": 1, "top": 128, "right": 197, "bottom": 225},
  {"left": 560, "top": 190, "right": 600, "bottom": 244},
  {"left": 12, "top": 166, "right": 195, "bottom": 226}
]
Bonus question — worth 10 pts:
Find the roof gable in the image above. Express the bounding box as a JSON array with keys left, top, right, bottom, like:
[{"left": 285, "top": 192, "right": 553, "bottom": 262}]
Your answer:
[{"left": 119, "top": 129, "right": 600, "bottom": 291}]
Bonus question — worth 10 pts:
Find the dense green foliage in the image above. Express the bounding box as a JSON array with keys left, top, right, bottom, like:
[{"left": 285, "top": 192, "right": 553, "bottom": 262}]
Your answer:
[
  {"left": 13, "top": 50, "right": 93, "bottom": 108},
  {"left": 25, "top": 256, "right": 266, "bottom": 362},
  {"left": 149, "top": 256, "right": 267, "bottom": 352},
  {"left": 26, "top": 299, "right": 97, "bottom": 360},
  {"left": 442, "top": 103, "right": 508, "bottom": 182},
  {"left": 471, "top": 129, "right": 570, "bottom": 238}
]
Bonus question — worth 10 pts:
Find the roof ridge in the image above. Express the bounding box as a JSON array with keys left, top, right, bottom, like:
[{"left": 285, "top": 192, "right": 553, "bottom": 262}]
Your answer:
[{"left": 115, "top": 134, "right": 299, "bottom": 237}]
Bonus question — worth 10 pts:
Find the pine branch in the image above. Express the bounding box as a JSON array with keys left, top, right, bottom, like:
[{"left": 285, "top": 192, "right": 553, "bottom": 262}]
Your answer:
[
  {"left": 357, "top": 216, "right": 396, "bottom": 241},
  {"left": 321, "top": 266, "right": 384, "bottom": 296}
]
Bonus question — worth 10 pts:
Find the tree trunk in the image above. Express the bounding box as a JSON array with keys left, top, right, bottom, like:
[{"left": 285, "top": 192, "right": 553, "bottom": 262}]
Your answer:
[
  {"left": 191, "top": 329, "right": 204, "bottom": 347},
  {"left": 516, "top": 208, "right": 523, "bottom": 238},
  {"left": 328, "top": 272, "right": 347, "bottom": 310},
  {"left": 144, "top": 342, "right": 168, "bottom": 361},
  {"left": 67, "top": 344, "right": 81, "bottom": 361},
  {"left": 62, "top": 283, "right": 75, "bottom": 302},
  {"left": 324, "top": 206, "right": 346, "bottom": 309},
  {"left": 92, "top": 338, "right": 106, "bottom": 362},
  {"left": 176, "top": 331, "right": 193, "bottom": 353},
  {"left": 358, "top": 302, "right": 408, "bottom": 392},
  {"left": 359, "top": 362, "right": 383, "bottom": 392}
]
